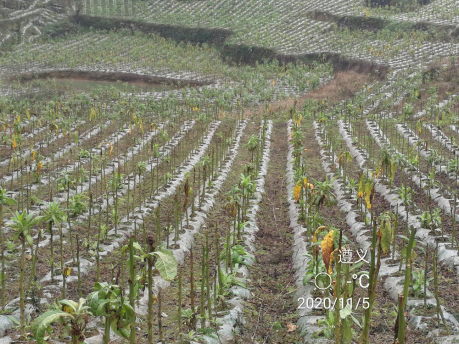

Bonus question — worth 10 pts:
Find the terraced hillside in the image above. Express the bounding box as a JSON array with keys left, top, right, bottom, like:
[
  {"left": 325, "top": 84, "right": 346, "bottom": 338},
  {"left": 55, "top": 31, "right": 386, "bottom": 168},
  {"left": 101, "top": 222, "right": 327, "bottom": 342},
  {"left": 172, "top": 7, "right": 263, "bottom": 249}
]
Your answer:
[{"left": 0, "top": 0, "right": 459, "bottom": 343}]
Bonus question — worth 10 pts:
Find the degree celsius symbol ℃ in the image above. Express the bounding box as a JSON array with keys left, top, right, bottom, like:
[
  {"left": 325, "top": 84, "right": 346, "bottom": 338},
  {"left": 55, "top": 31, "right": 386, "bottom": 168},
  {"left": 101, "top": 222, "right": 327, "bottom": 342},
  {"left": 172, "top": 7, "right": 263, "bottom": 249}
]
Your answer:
[{"left": 314, "top": 272, "right": 369, "bottom": 290}]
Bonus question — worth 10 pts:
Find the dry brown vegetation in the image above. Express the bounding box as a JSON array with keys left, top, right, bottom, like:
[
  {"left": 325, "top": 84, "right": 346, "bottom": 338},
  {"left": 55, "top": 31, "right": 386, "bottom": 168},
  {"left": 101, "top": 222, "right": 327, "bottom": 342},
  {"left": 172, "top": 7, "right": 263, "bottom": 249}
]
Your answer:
[{"left": 242, "top": 70, "right": 374, "bottom": 120}]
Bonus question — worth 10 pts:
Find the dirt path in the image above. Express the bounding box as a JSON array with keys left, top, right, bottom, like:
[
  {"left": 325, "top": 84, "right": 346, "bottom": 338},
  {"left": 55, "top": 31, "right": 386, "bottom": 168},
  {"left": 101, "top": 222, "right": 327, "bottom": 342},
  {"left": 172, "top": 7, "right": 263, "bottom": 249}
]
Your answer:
[{"left": 240, "top": 121, "right": 302, "bottom": 343}]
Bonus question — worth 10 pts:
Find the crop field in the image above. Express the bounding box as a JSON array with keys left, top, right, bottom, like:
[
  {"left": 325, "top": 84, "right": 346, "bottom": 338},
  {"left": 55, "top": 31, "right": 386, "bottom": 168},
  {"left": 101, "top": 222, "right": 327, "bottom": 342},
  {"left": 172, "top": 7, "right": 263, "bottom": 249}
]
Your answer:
[{"left": 1, "top": 0, "right": 459, "bottom": 343}]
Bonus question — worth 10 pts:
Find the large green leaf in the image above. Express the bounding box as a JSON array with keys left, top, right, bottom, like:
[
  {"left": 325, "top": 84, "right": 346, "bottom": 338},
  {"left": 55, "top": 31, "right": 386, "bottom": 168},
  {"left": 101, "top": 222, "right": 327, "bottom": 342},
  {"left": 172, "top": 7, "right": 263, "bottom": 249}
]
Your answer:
[
  {"left": 151, "top": 249, "right": 177, "bottom": 281},
  {"left": 31, "top": 310, "right": 73, "bottom": 344},
  {"left": 111, "top": 318, "right": 130, "bottom": 339},
  {"left": 95, "top": 299, "right": 114, "bottom": 316},
  {"left": 87, "top": 290, "right": 105, "bottom": 314}
]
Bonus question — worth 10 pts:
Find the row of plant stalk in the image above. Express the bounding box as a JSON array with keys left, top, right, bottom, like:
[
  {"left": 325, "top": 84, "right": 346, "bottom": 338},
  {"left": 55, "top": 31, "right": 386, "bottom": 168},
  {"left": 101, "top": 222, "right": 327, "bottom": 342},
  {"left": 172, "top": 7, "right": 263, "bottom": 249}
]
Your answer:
[
  {"left": 145, "top": 119, "right": 271, "bottom": 343},
  {"left": 364, "top": 119, "right": 459, "bottom": 250},
  {"left": 0, "top": 103, "right": 198, "bottom": 221},
  {"left": 0, "top": 114, "right": 240, "bottom": 341},
  {"left": 0, "top": 113, "right": 190, "bottom": 263},
  {"left": 0, "top": 114, "right": 210, "bottom": 282},
  {"left": 338, "top": 113, "right": 459, "bottom": 281},
  {"left": 52, "top": 117, "right": 248, "bottom": 343},
  {"left": 287, "top": 115, "right": 374, "bottom": 342},
  {"left": 1, "top": 108, "right": 169, "bottom": 194},
  {"left": 0, "top": 114, "right": 93, "bottom": 165},
  {"left": 1, "top": 116, "right": 119, "bottom": 183},
  {"left": 195, "top": 119, "right": 272, "bottom": 343},
  {"left": 324, "top": 117, "right": 458, "bottom": 340},
  {"left": 335, "top": 94, "right": 459, "bottom": 253},
  {"left": 288, "top": 110, "right": 458, "bottom": 343},
  {"left": 369, "top": 105, "right": 459, "bottom": 219}
]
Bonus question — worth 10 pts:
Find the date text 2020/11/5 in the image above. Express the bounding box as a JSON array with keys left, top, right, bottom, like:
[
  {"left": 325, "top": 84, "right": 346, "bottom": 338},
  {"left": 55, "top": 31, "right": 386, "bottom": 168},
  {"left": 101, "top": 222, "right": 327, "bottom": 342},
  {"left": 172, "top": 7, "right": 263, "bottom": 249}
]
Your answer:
[{"left": 297, "top": 297, "right": 370, "bottom": 310}]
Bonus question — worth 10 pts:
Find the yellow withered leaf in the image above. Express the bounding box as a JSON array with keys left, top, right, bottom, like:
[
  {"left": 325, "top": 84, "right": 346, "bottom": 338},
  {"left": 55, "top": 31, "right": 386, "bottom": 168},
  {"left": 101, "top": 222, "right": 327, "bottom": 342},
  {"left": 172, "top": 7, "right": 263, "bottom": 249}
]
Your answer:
[
  {"left": 12, "top": 138, "right": 17, "bottom": 149},
  {"left": 64, "top": 267, "right": 72, "bottom": 277},
  {"left": 37, "top": 162, "right": 43, "bottom": 176},
  {"left": 358, "top": 177, "right": 364, "bottom": 198},
  {"left": 328, "top": 248, "right": 339, "bottom": 274},
  {"left": 294, "top": 184, "right": 301, "bottom": 203},
  {"left": 287, "top": 323, "right": 297, "bottom": 332},
  {"left": 364, "top": 181, "right": 373, "bottom": 209},
  {"left": 321, "top": 230, "right": 334, "bottom": 272},
  {"left": 62, "top": 305, "right": 74, "bottom": 315},
  {"left": 312, "top": 226, "right": 327, "bottom": 243}
]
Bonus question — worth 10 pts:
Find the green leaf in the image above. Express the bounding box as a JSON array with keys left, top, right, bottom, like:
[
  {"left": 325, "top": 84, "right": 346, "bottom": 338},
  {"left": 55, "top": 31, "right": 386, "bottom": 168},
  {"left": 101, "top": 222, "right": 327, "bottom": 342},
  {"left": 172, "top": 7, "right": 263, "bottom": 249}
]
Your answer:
[
  {"left": 6, "top": 315, "right": 20, "bottom": 325},
  {"left": 111, "top": 319, "right": 130, "bottom": 338},
  {"left": 349, "top": 261, "right": 364, "bottom": 271},
  {"left": 26, "top": 235, "right": 33, "bottom": 247},
  {"left": 133, "top": 242, "right": 142, "bottom": 252},
  {"left": 31, "top": 310, "right": 73, "bottom": 344},
  {"left": 96, "top": 299, "right": 113, "bottom": 315},
  {"left": 5, "top": 198, "right": 17, "bottom": 206},
  {"left": 87, "top": 291, "right": 101, "bottom": 312},
  {"left": 398, "top": 235, "right": 410, "bottom": 241},
  {"left": 340, "top": 302, "right": 352, "bottom": 319},
  {"left": 151, "top": 249, "right": 177, "bottom": 281},
  {"left": 303, "top": 272, "right": 315, "bottom": 285},
  {"left": 350, "top": 313, "right": 361, "bottom": 328}
]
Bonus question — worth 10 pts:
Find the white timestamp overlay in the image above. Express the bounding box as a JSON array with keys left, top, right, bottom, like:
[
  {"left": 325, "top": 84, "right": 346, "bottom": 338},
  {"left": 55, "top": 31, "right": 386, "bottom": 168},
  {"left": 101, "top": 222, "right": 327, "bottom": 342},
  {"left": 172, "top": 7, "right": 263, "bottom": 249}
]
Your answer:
[{"left": 298, "top": 297, "right": 370, "bottom": 310}]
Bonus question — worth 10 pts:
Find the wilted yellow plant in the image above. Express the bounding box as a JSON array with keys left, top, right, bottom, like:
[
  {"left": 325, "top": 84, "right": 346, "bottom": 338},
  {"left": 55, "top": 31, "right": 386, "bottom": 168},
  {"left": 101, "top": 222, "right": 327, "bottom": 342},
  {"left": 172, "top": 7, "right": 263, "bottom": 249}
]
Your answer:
[
  {"left": 321, "top": 230, "right": 334, "bottom": 273},
  {"left": 37, "top": 162, "right": 43, "bottom": 176},
  {"left": 294, "top": 184, "right": 301, "bottom": 203},
  {"left": 364, "top": 181, "right": 373, "bottom": 209}
]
